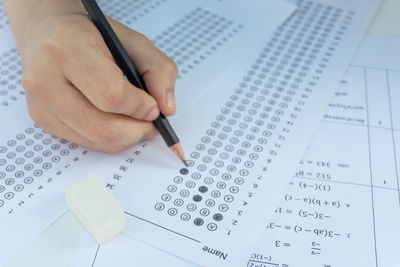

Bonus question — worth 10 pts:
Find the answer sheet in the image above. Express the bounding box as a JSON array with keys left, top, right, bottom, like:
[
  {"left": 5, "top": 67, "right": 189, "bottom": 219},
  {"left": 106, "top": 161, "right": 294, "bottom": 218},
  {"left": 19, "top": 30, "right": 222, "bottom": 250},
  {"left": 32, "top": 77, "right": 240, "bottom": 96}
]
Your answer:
[
  {"left": 0, "top": 0, "right": 295, "bottom": 265},
  {"left": 72, "top": 34, "right": 400, "bottom": 267},
  {"left": 242, "top": 34, "right": 400, "bottom": 267},
  {"left": 70, "top": 0, "right": 381, "bottom": 266}
]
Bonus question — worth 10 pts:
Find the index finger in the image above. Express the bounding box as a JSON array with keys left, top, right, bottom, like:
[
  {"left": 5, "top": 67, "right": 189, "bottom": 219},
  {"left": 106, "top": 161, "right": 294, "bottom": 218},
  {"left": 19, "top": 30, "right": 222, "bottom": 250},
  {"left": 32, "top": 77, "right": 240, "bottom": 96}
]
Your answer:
[
  {"left": 110, "top": 19, "right": 179, "bottom": 116},
  {"left": 62, "top": 34, "right": 161, "bottom": 121}
]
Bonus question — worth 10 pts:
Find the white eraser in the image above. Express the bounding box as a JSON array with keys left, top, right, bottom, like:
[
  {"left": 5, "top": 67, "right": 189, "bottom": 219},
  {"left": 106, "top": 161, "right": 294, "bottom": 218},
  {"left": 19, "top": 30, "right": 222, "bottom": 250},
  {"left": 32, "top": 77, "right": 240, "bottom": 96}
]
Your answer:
[{"left": 65, "top": 176, "right": 125, "bottom": 244}]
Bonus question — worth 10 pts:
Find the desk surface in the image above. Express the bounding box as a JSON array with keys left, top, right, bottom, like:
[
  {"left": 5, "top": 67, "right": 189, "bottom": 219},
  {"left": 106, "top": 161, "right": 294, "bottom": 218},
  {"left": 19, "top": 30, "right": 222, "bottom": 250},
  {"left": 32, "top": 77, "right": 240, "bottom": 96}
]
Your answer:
[{"left": 4, "top": 0, "right": 400, "bottom": 266}]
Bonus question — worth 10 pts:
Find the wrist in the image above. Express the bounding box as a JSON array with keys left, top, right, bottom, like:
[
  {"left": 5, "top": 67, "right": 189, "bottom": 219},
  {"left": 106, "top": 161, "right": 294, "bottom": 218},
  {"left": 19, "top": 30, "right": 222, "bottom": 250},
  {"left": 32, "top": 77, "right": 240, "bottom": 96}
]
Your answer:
[{"left": 3, "top": 0, "right": 85, "bottom": 51}]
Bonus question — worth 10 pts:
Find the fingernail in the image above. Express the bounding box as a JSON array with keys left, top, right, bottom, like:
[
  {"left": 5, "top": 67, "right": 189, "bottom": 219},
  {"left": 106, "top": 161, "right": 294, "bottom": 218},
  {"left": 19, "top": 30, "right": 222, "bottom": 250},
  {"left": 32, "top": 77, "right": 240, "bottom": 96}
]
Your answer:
[
  {"left": 166, "top": 91, "right": 176, "bottom": 112},
  {"left": 144, "top": 107, "right": 160, "bottom": 121}
]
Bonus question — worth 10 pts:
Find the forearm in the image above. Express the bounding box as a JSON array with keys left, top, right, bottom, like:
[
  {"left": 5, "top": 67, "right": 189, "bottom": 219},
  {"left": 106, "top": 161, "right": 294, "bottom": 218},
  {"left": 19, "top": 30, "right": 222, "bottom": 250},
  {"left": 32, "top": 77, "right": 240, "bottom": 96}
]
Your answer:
[{"left": 3, "top": 0, "right": 84, "bottom": 49}]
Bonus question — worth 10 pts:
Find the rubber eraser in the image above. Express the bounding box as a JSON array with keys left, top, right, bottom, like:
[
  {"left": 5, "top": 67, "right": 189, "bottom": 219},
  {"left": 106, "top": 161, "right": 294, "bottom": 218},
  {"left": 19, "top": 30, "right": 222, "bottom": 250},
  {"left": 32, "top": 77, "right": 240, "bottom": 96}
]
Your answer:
[{"left": 65, "top": 176, "right": 125, "bottom": 244}]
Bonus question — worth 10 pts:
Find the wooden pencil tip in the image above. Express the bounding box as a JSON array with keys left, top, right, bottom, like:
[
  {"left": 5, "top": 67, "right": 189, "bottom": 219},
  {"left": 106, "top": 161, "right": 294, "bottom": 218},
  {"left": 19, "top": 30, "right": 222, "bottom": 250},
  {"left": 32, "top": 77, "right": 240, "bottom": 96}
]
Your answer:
[{"left": 169, "top": 142, "right": 187, "bottom": 165}]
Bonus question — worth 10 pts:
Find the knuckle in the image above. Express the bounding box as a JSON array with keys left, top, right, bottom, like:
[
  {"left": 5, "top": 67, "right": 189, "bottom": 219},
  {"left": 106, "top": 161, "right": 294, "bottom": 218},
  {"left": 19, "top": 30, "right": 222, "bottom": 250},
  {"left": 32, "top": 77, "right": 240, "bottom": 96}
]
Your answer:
[
  {"left": 81, "top": 31, "right": 104, "bottom": 50},
  {"left": 43, "top": 19, "right": 103, "bottom": 58},
  {"left": 94, "top": 120, "right": 120, "bottom": 145},
  {"left": 163, "top": 59, "right": 178, "bottom": 77},
  {"left": 22, "top": 74, "right": 43, "bottom": 95},
  {"left": 129, "top": 93, "right": 150, "bottom": 117},
  {"left": 136, "top": 32, "right": 151, "bottom": 44},
  {"left": 44, "top": 34, "right": 63, "bottom": 54},
  {"left": 142, "top": 127, "right": 157, "bottom": 141},
  {"left": 27, "top": 106, "right": 46, "bottom": 128},
  {"left": 99, "top": 78, "right": 126, "bottom": 112},
  {"left": 43, "top": 23, "right": 69, "bottom": 56}
]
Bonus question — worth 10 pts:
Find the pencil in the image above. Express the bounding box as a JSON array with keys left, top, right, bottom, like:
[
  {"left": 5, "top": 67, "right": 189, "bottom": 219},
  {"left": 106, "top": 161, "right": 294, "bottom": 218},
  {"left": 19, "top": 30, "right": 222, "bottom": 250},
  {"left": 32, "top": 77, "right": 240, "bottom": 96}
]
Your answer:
[{"left": 80, "top": 0, "right": 188, "bottom": 167}]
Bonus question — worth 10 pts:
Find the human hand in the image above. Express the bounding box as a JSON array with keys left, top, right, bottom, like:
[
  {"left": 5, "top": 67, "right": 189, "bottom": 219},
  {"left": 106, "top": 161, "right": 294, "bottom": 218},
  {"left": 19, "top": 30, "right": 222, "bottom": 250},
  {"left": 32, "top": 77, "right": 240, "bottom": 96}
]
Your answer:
[{"left": 5, "top": 0, "right": 178, "bottom": 153}]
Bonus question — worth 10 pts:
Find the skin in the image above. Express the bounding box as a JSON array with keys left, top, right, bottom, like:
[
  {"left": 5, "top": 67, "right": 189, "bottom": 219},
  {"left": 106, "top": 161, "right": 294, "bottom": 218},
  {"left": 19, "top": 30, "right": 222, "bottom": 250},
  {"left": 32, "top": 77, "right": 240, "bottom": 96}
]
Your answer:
[{"left": 3, "top": 0, "right": 178, "bottom": 153}]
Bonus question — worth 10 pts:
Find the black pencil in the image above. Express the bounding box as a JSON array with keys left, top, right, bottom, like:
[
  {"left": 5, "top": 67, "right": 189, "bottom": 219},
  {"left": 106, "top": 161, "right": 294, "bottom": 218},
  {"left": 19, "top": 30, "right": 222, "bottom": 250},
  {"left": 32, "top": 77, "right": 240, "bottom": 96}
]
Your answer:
[{"left": 80, "top": 0, "right": 188, "bottom": 167}]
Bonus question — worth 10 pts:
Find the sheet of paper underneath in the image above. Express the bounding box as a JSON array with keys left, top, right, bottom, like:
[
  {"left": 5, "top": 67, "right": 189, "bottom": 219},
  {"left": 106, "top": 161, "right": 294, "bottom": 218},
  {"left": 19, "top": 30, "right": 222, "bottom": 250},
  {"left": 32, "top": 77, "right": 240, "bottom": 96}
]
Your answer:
[
  {"left": 71, "top": 34, "right": 400, "bottom": 267},
  {"left": 66, "top": 0, "right": 382, "bottom": 266},
  {"left": 239, "top": 34, "right": 400, "bottom": 267},
  {"left": 73, "top": 232, "right": 200, "bottom": 267},
  {"left": 0, "top": 0, "right": 295, "bottom": 265}
]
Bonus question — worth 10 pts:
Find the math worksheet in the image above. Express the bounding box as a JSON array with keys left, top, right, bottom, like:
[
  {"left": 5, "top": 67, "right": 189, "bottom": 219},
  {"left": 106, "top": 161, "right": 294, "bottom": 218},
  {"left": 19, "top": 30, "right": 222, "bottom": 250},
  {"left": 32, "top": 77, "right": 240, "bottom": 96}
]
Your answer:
[
  {"left": 68, "top": 0, "right": 380, "bottom": 266},
  {"left": 0, "top": 0, "right": 383, "bottom": 266},
  {"left": 72, "top": 34, "right": 400, "bottom": 267},
  {"left": 242, "top": 34, "right": 400, "bottom": 267},
  {"left": 0, "top": 0, "right": 295, "bottom": 265}
]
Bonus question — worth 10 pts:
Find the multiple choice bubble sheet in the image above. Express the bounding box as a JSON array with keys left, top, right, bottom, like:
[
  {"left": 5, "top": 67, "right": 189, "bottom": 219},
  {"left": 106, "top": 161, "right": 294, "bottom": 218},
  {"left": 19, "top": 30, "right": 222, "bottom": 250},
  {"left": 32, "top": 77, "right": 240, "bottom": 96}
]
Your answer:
[
  {"left": 0, "top": 0, "right": 294, "bottom": 265},
  {"left": 70, "top": 0, "right": 382, "bottom": 266}
]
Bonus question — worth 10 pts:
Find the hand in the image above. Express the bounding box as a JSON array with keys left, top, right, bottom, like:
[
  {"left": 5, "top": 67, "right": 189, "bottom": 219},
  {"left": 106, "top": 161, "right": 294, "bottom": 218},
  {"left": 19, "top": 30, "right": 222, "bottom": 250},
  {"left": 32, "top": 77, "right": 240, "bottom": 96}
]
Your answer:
[{"left": 4, "top": 0, "right": 178, "bottom": 153}]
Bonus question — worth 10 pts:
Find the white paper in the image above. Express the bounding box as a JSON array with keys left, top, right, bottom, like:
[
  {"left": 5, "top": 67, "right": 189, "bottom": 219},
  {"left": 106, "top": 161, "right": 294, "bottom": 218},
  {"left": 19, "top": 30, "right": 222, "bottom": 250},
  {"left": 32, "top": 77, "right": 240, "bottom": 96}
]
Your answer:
[
  {"left": 72, "top": 231, "right": 199, "bottom": 267},
  {"left": 70, "top": 0, "right": 381, "bottom": 266},
  {"left": 242, "top": 34, "right": 400, "bottom": 267},
  {"left": 71, "top": 35, "right": 400, "bottom": 267},
  {"left": 0, "top": 0, "right": 295, "bottom": 265}
]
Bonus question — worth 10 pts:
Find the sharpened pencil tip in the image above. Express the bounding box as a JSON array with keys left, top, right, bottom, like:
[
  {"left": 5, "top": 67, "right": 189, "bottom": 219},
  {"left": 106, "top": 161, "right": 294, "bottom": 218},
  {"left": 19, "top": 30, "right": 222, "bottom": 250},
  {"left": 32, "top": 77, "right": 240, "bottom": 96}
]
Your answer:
[{"left": 169, "top": 142, "right": 188, "bottom": 166}]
